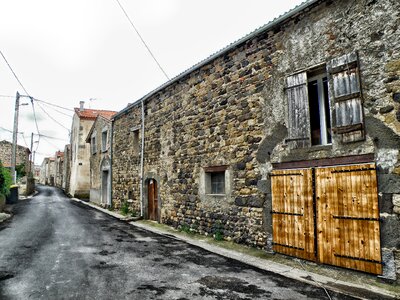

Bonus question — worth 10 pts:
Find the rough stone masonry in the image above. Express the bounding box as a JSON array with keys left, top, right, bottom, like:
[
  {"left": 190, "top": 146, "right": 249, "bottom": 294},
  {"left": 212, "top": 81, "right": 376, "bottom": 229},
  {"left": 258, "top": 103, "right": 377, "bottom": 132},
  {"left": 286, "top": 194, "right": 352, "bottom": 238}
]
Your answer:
[{"left": 112, "top": 0, "right": 400, "bottom": 280}]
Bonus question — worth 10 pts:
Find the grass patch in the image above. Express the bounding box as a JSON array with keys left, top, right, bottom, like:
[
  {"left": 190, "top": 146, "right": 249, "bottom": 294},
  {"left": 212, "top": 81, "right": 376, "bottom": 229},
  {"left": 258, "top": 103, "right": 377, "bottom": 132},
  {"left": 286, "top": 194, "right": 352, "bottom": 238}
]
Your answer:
[{"left": 120, "top": 201, "right": 129, "bottom": 215}]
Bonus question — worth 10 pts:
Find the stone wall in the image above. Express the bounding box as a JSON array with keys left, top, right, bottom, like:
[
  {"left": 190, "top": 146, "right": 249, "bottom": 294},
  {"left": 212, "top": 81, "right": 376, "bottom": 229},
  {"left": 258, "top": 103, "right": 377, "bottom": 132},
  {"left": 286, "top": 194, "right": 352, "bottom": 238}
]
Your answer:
[
  {"left": 88, "top": 117, "right": 112, "bottom": 205},
  {"left": 0, "top": 140, "right": 30, "bottom": 173},
  {"left": 112, "top": 0, "right": 400, "bottom": 278}
]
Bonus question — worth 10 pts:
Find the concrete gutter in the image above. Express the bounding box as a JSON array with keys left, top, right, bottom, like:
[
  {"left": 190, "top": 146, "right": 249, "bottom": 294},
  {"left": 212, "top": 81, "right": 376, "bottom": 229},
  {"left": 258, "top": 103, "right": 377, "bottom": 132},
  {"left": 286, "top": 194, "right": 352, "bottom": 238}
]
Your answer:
[{"left": 71, "top": 198, "right": 398, "bottom": 300}]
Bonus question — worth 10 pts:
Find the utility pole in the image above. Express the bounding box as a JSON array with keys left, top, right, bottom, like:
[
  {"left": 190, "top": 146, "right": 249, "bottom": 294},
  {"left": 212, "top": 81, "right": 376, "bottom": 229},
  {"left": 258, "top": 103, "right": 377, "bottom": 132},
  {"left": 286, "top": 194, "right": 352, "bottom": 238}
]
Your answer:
[
  {"left": 11, "top": 91, "right": 20, "bottom": 184},
  {"left": 29, "top": 132, "right": 34, "bottom": 174}
]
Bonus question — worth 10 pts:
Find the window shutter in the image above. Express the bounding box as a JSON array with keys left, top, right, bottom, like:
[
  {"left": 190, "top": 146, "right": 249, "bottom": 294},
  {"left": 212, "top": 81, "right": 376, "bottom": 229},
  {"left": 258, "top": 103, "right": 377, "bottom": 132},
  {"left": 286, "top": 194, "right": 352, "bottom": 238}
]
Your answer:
[
  {"left": 327, "top": 52, "right": 364, "bottom": 143},
  {"left": 285, "top": 72, "right": 311, "bottom": 149}
]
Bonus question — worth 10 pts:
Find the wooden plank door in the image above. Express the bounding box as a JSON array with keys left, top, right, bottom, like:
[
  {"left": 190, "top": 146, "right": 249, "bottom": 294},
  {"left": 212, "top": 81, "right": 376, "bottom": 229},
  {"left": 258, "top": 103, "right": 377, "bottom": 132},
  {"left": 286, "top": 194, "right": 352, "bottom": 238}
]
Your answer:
[
  {"left": 315, "top": 163, "right": 382, "bottom": 274},
  {"left": 271, "top": 168, "right": 316, "bottom": 261},
  {"left": 148, "top": 179, "right": 158, "bottom": 221}
]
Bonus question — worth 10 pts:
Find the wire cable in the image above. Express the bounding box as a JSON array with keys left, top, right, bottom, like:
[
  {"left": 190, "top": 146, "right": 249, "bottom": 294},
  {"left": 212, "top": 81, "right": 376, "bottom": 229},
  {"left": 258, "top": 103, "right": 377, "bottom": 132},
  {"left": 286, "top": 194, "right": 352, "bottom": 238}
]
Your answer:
[
  {"left": 0, "top": 50, "right": 42, "bottom": 154},
  {"left": 39, "top": 102, "right": 73, "bottom": 118},
  {"left": 0, "top": 50, "right": 30, "bottom": 95},
  {"left": 114, "top": 0, "right": 170, "bottom": 81},
  {"left": 36, "top": 101, "right": 71, "bottom": 133},
  {"left": 33, "top": 98, "right": 74, "bottom": 112}
]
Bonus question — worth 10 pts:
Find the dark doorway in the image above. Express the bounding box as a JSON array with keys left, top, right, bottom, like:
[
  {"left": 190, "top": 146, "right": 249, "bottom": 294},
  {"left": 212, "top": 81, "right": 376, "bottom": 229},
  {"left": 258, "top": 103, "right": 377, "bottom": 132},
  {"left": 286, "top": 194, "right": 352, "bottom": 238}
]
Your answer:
[{"left": 148, "top": 179, "right": 158, "bottom": 221}]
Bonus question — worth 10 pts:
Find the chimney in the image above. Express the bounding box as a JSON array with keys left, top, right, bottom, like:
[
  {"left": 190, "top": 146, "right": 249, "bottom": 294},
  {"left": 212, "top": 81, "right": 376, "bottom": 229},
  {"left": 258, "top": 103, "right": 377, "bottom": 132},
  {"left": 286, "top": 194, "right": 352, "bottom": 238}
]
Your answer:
[{"left": 79, "top": 101, "right": 85, "bottom": 111}]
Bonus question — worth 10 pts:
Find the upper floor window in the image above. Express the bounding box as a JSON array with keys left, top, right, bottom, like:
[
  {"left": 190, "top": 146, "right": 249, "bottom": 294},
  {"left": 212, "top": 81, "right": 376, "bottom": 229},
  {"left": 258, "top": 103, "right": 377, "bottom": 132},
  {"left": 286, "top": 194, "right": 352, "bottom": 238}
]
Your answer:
[
  {"left": 132, "top": 129, "right": 140, "bottom": 155},
  {"left": 102, "top": 130, "right": 108, "bottom": 152},
  {"left": 285, "top": 52, "right": 365, "bottom": 148},
  {"left": 91, "top": 136, "right": 96, "bottom": 155},
  {"left": 308, "top": 73, "right": 331, "bottom": 145}
]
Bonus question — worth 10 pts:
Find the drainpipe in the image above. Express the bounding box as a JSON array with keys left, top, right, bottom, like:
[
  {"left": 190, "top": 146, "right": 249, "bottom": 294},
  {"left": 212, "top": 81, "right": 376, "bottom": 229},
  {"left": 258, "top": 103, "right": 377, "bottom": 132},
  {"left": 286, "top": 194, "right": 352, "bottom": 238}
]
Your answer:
[
  {"left": 139, "top": 100, "right": 145, "bottom": 217},
  {"left": 109, "top": 120, "right": 114, "bottom": 208}
]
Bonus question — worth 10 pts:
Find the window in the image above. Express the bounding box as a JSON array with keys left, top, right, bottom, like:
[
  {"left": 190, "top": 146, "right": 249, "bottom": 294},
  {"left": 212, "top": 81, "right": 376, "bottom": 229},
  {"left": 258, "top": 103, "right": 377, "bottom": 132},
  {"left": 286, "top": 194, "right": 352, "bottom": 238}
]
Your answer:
[
  {"left": 132, "top": 129, "right": 140, "bottom": 155},
  {"left": 102, "top": 130, "right": 108, "bottom": 152},
  {"left": 308, "top": 73, "right": 331, "bottom": 145},
  {"left": 286, "top": 51, "right": 364, "bottom": 148},
  {"left": 210, "top": 172, "right": 225, "bottom": 194},
  {"left": 204, "top": 166, "right": 228, "bottom": 195},
  {"left": 91, "top": 136, "right": 96, "bottom": 155}
]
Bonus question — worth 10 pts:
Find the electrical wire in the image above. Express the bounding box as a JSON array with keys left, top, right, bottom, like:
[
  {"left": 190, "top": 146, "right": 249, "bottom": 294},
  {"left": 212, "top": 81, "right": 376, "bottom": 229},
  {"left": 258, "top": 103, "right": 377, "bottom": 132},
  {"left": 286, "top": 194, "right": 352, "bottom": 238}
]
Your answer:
[
  {"left": 0, "top": 50, "right": 30, "bottom": 96},
  {"left": 36, "top": 101, "right": 71, "bottom": 133},
  {"left": 114, "top": 0, "right": 170, "bottom": 81},
  {"left": 39, "top": 101, "right": 73, "bottom": 118},
  {"left": 33, "top": 98, "right": 74, "bottom": 112},
  {"left": 0, "top": 49, "right": 42, "bottom": 155},
  {"left": 42, "top": 136, "right": 62, "bottom": 150}
]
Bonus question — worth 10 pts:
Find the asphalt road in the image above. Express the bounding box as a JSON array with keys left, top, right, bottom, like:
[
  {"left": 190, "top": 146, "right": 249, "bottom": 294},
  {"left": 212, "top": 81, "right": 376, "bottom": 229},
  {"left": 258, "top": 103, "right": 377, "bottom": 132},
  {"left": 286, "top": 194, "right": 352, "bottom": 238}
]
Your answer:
[{"left": 0, "top": 185, "right": 356, "bottom": 300}]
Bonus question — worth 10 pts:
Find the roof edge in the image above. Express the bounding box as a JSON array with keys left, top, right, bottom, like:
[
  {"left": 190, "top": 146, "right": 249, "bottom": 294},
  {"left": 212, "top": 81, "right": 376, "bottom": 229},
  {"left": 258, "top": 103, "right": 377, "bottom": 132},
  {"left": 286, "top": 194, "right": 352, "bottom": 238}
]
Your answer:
[{"left": 113, "top": 0, "right": 320, "bottom": 121}]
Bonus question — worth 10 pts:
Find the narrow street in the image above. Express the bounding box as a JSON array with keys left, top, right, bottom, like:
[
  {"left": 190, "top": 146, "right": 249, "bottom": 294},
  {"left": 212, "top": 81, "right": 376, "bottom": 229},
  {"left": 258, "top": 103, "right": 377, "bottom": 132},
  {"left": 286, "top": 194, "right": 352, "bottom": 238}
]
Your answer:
[{"left": 0, "top": 185, "right": 355, "bottom": 300}]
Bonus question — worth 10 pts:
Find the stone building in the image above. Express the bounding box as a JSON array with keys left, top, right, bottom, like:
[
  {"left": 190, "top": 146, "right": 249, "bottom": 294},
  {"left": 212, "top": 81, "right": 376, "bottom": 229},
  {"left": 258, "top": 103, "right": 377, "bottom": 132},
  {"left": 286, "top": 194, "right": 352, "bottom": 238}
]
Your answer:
[
  {"left": 0, "top": 140, "right": 31, "bottom": 174},
  {"left": 112, "top": 0, "right": 400, "bottom": 279},
  {"left": 54, "top": 151, "right": 64, "bottom": 188},
  {"left": 85, "top": 114, "right": 115, "bottom": 205},
  {"left": 39, "top": 157, "right": 55, "bottom": 185},
  {"left": 68, "top": 101, "right": 116, "bottom": 199}
]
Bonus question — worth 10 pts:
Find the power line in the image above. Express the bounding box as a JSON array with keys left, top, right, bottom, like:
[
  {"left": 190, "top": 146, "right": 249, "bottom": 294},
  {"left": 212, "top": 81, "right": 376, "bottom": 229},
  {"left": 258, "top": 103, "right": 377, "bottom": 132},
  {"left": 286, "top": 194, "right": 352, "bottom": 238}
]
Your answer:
[
  {"left": 37, "top": 133, "right": 68, "bottom": 142},
  {"left": 114, "top": 0, "right": 170, "bottom": 81},
  {"left": 42, "top": 136, "right": 61, "bottom": 150},
  {"left": 0, "top": 50, "right": 30, "bottom": 95},
  {"left": 0, "top": 50, "right": 42, "bottom": 154},
  {"left": 33, "top": 98, "right": 74, "bottom": 112},
  {"left": 38, "top": 101, "right": 73, "bottom": 117},
  {"left": 36, "top": 101, "right": 71, "bottom": 133}
]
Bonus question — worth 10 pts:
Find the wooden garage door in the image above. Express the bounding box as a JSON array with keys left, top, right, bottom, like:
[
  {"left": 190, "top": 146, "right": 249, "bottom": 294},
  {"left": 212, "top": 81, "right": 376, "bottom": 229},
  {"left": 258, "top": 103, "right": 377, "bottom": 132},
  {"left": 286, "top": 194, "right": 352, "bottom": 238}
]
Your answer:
[
  {"left": 271, "top": 168, "right": 316, "bottom": 261},
  {"left": 316, "top": 163, "right": 382, "bottom": 274}
]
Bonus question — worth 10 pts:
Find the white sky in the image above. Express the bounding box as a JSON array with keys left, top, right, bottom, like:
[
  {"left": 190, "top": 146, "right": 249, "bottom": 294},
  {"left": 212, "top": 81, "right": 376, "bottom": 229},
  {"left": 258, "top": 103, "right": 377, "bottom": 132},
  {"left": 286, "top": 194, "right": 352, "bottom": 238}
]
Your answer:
[{"left": 0, "top": 0, "right": 305, "bottom": 165}]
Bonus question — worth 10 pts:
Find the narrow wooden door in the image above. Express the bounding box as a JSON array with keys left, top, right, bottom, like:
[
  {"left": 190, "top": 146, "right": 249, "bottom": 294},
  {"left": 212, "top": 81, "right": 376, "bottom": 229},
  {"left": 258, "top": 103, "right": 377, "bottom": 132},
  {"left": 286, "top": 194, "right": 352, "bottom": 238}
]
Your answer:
[
  {"left": 148, "top": 179, "right": 158, "bottom": 221},
  {"left": 271, "top": 168, "right": 316, "bottom": 261},
  {"left": 315, "top": 163, "right": 382, "bottom": 274}
]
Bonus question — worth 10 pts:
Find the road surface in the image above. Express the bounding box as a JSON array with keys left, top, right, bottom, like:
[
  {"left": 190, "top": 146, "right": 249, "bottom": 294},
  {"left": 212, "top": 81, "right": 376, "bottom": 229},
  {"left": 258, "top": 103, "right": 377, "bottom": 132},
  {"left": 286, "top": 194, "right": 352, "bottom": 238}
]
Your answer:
[{"left": 0, "top": 185, "right": 356, "bottom": 299}]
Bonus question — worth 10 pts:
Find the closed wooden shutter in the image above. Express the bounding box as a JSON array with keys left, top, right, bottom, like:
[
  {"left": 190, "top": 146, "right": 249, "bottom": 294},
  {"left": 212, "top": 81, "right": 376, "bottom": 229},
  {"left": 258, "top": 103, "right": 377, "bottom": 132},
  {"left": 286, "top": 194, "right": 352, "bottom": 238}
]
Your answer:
[
  {"left": 328, "top": 52, "right": 365, "bottom": 143},
  {"left": 316, "top": 164, "right": 382, "bottom": 275},
  {"left": 271, "top": 169, "right": 316, "bottom": 261},
  {"left": 286, "top": 72, "right": 311, "bottom": 149}
]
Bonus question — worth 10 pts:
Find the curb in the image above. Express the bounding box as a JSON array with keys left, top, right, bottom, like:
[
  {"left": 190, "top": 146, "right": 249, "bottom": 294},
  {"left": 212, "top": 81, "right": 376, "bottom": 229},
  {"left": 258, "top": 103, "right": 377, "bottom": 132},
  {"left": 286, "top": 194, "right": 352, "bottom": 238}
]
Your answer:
[{"left": 71, "top": 197, "right": 398, "bottom": 300}]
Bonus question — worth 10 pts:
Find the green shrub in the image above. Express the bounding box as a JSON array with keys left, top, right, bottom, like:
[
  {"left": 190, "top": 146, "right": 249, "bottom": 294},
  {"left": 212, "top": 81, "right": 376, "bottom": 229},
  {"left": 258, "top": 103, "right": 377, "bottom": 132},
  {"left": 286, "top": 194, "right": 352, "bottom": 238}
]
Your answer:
[
  {"left": 15, "top": 163, "right": 26, "bottom": 179},
  {"left": 179, "top": 223, "right": 191, "bottom": 234},
  {"left": 120, "top": 201, "right": 129, "bottom": 215},
  {"left": 130, "top": 209, "right": 137, "bottom": 217},
  {"left": 0, "top": 161, "right": 12, "bottom": 196}
]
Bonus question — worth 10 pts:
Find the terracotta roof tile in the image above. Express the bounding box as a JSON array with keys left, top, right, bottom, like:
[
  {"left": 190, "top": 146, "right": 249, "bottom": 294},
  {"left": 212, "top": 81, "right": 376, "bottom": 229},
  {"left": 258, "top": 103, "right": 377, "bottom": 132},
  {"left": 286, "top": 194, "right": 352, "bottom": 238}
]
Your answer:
[{"left": 74, "top": 108, "right": 117, "bottom": 120}]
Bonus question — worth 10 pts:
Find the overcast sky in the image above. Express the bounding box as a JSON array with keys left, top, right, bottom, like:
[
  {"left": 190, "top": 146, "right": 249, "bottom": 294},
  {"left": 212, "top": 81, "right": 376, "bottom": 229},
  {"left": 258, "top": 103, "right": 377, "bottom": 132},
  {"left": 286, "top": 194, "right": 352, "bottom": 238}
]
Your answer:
[{"left": 0, "top": 0, "right": 304, "bottom": 165}]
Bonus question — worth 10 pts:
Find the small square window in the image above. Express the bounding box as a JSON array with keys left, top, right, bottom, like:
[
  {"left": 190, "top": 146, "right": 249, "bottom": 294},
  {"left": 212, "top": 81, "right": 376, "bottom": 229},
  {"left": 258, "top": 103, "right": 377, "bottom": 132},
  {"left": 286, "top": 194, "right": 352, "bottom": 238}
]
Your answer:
[{"left": 210, "top": 172, "right": 225, "bottom": 194}]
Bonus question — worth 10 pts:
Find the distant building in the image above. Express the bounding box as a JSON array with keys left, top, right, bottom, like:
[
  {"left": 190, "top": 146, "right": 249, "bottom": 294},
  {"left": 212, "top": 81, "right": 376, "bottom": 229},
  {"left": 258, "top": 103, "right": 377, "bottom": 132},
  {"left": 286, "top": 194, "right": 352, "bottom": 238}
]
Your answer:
[
  {"left": 54, "top": 151, "right": 64, "bottom": 188},
  {"left": 62, "top": 144, "right": 71, "bottom": 194},
  {"left": 0, "top": 140, "right": 31, "bottom": 175},
  {"left": 85, "top": 113, "right": 115, "bottom": 205},
  {"left": 68, "top": 101, "right": 116, "bottom": 199}
]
